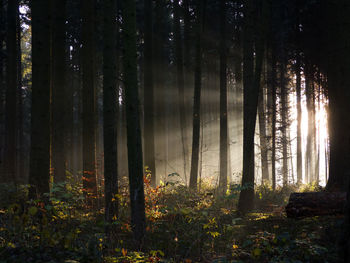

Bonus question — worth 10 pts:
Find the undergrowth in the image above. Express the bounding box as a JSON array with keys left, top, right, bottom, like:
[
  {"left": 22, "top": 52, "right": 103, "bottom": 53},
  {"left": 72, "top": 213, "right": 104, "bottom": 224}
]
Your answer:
[{"left": 0, "top": 176, "right": 342, "bottom": 263}]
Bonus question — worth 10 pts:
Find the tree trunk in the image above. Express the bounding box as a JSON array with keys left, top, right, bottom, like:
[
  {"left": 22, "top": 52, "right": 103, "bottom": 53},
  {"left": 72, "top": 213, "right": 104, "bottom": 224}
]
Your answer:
[
  {"left": 174, "top": 0, "right": 188, "bottom": 184},
  {"left": 4, "top": 0, "right": 18, "bottom": 184},
  {"left": 122, "top": 0, "right": 146, "bottom": 247},
  {"left": 218, "top": 0, "right": 228, "bottom": 196},
  {"left": 280, "top": 61, "right": 288, "bottom": 186},
  {"left": 238, "top": 0, "right": 260, "bottom": 213},
  {"left": 0, "top": 0, "right": 4, "bottom": 179},
  {"left": 258, "top": 75, "right": 269, "bottom": 184},
  {"left": 51, "top": 0, "right": 67, "bottom": 183},
  {"left": 154, "top": 0, "right": 167, "bottom": 180},
  {"left": 286, "top": 192, "right": 346, "bottom": 218},
  {"left": 295, "top": 53, "right": 302, "bottom": 184},
  {"left": 271, "top": 53, "right": 277, "bottom": 190},
  {"left": 29, "top": 0, "right": 51, "bottom": 196},
  {"left": 103, "top": 0, "right": 119, "bottom": 242},
  {"left": 189, "top": 0, "right": 204, "bottom": 191},
  {"left": 305, "top": 63, "right": 313, "bottom": 184},
  {"left": 82, "top": 0, "right": 97, "bottom": 201},
  {"left": 144, "top": 0, "right": 156, "bottom": 186}
]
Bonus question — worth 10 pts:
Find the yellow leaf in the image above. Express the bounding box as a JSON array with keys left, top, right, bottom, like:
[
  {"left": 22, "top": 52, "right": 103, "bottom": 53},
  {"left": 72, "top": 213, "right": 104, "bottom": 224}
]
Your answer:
[
  {"left": 28, "top": 206, "right": 38, "bottom": 216},
  {"left": 232, "top": 244, "right": 238, "bottom": 249},
  {"left": 122, "top": 248, "right": 127, "bottom": 256},
  {"left": 252, "top": 248, "right": 261, "bottom": 257}
]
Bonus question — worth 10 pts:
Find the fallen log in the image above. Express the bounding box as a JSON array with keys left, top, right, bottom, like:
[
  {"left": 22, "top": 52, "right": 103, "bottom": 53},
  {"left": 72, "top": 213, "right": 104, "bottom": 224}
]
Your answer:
[{"left": 285, "top": 192, "right": 347, "bottom": 218}]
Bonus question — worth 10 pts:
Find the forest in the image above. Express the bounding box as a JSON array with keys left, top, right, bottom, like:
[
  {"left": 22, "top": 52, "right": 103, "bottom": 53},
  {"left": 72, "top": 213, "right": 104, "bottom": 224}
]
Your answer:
[{"left": 0, "top": 0, "right": 350, "bottom": 262}]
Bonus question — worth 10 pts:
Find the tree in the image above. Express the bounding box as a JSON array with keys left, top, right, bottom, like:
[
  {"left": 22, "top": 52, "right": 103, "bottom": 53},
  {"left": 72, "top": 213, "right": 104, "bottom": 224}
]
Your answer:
[
  {"left": 189, "top": 0, "right": 204, "bottom": 191},
  {"left": 82, "top": 0, "right": 97, "bottom": 201},
  {"left": 295, "top": 52, "right": 302, "bottom": 184},
  {"left": 29, "top": 0, "right": 51, "bottom": 196},
  {"left": 51, "top": 0, "right": 67, "bottom": 183},
  {"left": 174, "top": 0, "right": 188, "bottom": 184},
  {"left": 4, "top": 0, "right": 18, "bottom": 184},
  {"left": 218, "top": 0, "right": 228, "bottom": 195},
  {"left": 238, "top": 0, "right": 266, "bottom": 212},
  {"left": 103, "top": 0, "right": 119, "bottom": 241},
  {"left": 122, "top": 0, "right": 146, "bottom": 246},
  {"left": 144, "top": 0, "right": 156, "bottom": 186},
  {"left": 258, "top": 74, "right": 269, "bottom": 184},
  {"left": 326, "top": 0, "right": 350, "bottom": 192}
]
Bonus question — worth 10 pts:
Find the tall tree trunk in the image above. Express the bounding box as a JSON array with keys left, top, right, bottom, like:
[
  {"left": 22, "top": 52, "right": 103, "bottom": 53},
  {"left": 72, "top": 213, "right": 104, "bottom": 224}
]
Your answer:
[
  {"left": 258, "top": 76, "right": 269, "bottom": 184},
  {"left": 82, "top": 0, "right": 97, "bottom": 200},
  {"left": 174, "top": 0, "right": 188, "bottom": 184},
  {"left": 5, "top": 0, "right": 18, "bottom": 184},
  {"left": 271, "top": 54, "right": 277, "bottom": 190},
  {"left": 189, "top": 0, "right": 204, "bottom": 191},
  {"left": 29, "top": 0, "right": 51, "bottom": 196},
  {"left": 238, "top": 0, "right": 265, "bottom": 212},
  {"left": 144, "top": 0, "right": 156, "bottom": 186},
  {"left": 305, "top": 63, "right": 312, "bottom": 184},
  {"left": 218, "top": 0, "right": 228, "bottom": 195},
  {"left": 122, "top": 0, "right": 146, "bottom": 246},
  {"left": 16, "top": 9, "right": 25, "bottom": 182},
  {"left": 103, "top": 0, "right": 118, "bottom": 242},
  {"left": 154, "top": 0, "right": 167, "bottom": 179},
  {"left": 52, "top": 0, "right": 67, "bottom": 183},
  {"left": 295, "top": 53, "right": 302, "bottom": 184},
  {"left": 280, "top": 61, "right": 288, "bottom": 186},
  {"left": 0, "top": 0, "right": 4, "bottom": 178}
]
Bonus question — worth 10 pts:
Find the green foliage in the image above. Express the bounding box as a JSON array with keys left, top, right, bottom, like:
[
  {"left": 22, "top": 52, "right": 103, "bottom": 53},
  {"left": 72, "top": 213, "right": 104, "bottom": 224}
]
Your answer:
[{"left": 0, "top": 181, "right": 342, "bottom": 262}]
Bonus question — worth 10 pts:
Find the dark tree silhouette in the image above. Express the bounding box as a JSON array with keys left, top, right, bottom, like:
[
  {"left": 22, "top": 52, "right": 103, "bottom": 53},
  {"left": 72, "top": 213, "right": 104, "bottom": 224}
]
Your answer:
[
  {"left": 29, "top": 0, "right": 51, "bottom": 196},
  {"left": 122, "top": 0, "right": 146, "bottom": 246},
  {"left": 103, "top": 0, "right": 119, "bottom": 242}
]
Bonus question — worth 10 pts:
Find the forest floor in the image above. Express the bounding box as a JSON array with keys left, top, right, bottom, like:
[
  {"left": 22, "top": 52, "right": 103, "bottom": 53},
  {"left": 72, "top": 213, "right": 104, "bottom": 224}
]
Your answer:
[{"left": 0, "top": 178, "right": 344, "bottom": 263}]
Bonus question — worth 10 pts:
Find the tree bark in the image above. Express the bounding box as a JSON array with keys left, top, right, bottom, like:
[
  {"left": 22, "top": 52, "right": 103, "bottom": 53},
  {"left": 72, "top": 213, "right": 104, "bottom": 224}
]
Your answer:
[
  {"left": 174, "top": 0, "right": 188, "bottom": 185},
  {"left": 82, "top": 0, "right": 97, "bottom": 201},
  {"left": 144, "top": 0, "right": 156, "bottom": 186},
  {"left": 4, "top": 0, "right": 18, "bottom": 184},
  {"left": 189, "top": 0, "right": 204, "bottom": 191},
  {"left": 238, "top": 0, "right": 265, "bottom": 213},
  {"left": 280, "top": 61, "right": 288, "bottom": 186},
  {"left": 258, "top": 76, "right": 269, "bottom": 184},
  {"left": 29, "top": 0, "right": 51, "bottom": 196},
  {"left": 218, "top": 0, "right": 228, "bottom": 196},
  {"left": 286, "top": 192, "right": 346, "bottom": 218},
  {"left": 295, "top": 53, "right": 302, "bottom": 184},
  {"left": 51, "top": 0, "right": 67, "bottom": 183},
  {"left": 122, "top": 0, "right": 146, "bottom": 247},
  {"left": 103, "top": 0, "right": 119, "bottom": 242}
]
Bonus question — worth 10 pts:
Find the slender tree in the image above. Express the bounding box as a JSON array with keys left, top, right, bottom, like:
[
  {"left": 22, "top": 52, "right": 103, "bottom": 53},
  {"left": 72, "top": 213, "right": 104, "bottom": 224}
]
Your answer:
[
  {"left": 280, "top": 61, "right": 289, "bottom": 186},
  {"left": 238, "top": 0, "right": 265, "bottom": 212},
  {"left": 103, "top": 0, "right": 119, "bottom": 242},
  {"left": 189, "top": 0, "right": 204, "bottom": 191},
  {"left": 4, "top": 0, "right": 18, "bottom": 184},
  {"left": 295, "top": 53, "right": 302, "bottom": 184},
  {"left": 218, "top": 0, "right": 228, "bottom": 195},
  {"left": 82, "top": 0, "right": 97, "bottom": 200},
  {"left": 144, "top": 0, "right": 156, "bottom": 186},
  {"left": 271, "top": 54, "right": 277, "bottom": 190},
  {"left": 16, "top": 7, "right": 25, "bottom": 181},
  {"left": 51, "top": 0, "right": 67, "bottom": 183},
  {"left": 122, "top": 0, "right": 146, "bottom": 246},
  {"left": 258, "top": 78, "right": 269, "bottom": 184},
  {"left": 0, "top": 0, "right": 4, "bottom": 178},
  {"left": 174, "top": 0, "right": 188, "bottom": 183},
  {"left": 29, "top": 0, "right": 51, "bottom": 196}
]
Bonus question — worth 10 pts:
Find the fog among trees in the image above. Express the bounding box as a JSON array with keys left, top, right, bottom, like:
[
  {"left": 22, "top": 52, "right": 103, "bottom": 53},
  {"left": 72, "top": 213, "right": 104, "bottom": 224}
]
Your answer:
[{"left": 0, "top": 0, "right": 350, "bottom": 262}]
